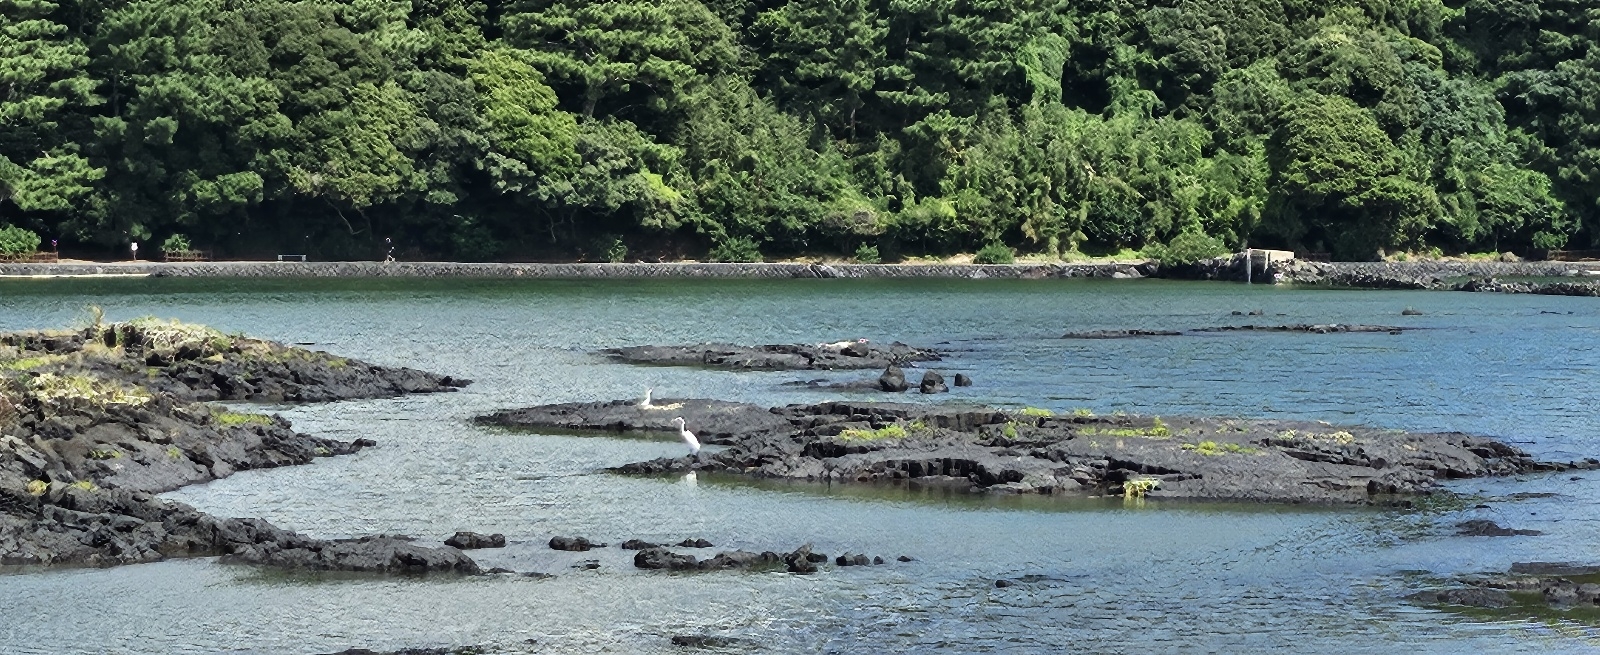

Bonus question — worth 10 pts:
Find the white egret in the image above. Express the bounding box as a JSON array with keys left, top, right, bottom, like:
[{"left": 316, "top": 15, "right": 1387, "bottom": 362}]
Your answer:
[
  {"left": 638, "top": 387, "right": 654, "bottom": 408},
  {"left": 671, "top": 416, "right": 701, "bottom": 456}
]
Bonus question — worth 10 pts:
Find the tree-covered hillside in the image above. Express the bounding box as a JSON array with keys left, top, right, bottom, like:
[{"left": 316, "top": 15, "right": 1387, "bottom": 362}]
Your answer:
[{"left": 0, "top": 0, "right": 1594, "bottom": 261}]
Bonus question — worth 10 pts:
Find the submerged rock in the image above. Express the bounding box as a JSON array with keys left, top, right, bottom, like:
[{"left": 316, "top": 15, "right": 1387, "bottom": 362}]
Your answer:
[
  {"left": 1407, "top": 588, "right": 1514, "bottom": 608},
  {"left": 670, "top": 635, "right": 748, "bottom": 648},
  {"left": 1412, "top": 561, "right": 1600, "bottom": 612},
  {"left": 919, "top": 371, "right": 947, "bottom": 394},
  {"left": 1454, "top": 519, "right": 1542, "bottom": 537},
  {"left": 600, "top": 341, "right": 940, "bottom": 371}
]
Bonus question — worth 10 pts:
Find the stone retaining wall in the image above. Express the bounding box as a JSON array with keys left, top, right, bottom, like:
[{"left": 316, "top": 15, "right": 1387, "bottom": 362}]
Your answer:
[
  {"left": 0, "top": 261, "right": 1155, "bottom": 279},
  {"left": 3, "top": 259, "right": 1598, "bottom": 289}
]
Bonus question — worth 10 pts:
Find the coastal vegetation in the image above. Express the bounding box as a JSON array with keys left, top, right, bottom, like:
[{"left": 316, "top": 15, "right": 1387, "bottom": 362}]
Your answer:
[{"left": 0, "top": 0, "right": 1594, "bottom": 262}]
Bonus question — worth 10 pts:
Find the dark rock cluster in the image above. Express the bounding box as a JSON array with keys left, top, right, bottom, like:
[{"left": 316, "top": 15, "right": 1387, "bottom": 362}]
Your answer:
[
  {"left": 504, "top": 400, "right": 1600, "bottom": 505},
  {"left": 0, "top": 323, "right": 474, "bottom": 571}
]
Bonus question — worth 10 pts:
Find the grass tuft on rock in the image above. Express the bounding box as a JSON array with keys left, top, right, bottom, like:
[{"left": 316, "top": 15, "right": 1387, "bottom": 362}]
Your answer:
[
  {"left": 1182, "top": 440, "right": 1257, "bottom": 456},
  {"left": 838, "top": 424, "right": 910, "bottom": 442},
  {"left": 215, "top": 410, "right": 274, "bottom": 427},
  {"left": 26, "top": 373, "right": 152, "bottom": 408},
  {"left": 119, "top": 317, "right": 235, "bottom": 354}
]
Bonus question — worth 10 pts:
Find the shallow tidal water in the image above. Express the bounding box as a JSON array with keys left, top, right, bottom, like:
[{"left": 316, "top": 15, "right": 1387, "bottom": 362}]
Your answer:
[{"left": 1, "top": 277, "right": 1599, "bottom": 654}]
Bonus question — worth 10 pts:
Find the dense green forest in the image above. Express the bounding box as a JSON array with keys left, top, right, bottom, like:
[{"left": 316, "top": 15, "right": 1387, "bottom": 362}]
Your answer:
[{"left": 0, "top": 0, "right": 1595, "bottom": 261}]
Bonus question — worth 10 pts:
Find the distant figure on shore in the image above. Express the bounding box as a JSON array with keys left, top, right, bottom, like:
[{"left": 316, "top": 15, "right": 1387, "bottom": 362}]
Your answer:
[
  {"left": 672, "top": 416, "right": 701, "bottom": 456},
  {"left": 129, "top": 241, "right": 138, "bottom": 261}
]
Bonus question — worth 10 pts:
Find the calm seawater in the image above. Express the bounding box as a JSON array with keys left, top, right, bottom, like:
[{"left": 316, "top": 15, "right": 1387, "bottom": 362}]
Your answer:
[{"left": 0, "top": 278, "right": 1597, "bottom": 654}]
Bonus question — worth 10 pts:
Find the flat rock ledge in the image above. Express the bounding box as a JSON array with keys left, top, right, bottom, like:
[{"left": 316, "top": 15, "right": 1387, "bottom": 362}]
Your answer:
[
  {"left": 599, "top": 341, "right": 940, "bottom": 371},
  {"left": 0, "top": 322, "right": 476, "bottom": 571},
  {"left": 557, "top": 400, "right": 1599, "bottom": 505},
  {"left": 475, "top": 398, "right": 794, "bottom": 445}
]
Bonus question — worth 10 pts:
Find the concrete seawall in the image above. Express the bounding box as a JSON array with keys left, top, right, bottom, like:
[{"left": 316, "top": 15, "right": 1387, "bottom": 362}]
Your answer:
[
  {"left": 2, "top": 260, "right": 1598, "bottom": 295},
  {"left": 0, "top": 260, "right": 1156, "bottom": 279}
]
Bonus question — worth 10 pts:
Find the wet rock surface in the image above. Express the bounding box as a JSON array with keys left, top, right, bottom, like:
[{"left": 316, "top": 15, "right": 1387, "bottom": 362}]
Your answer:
[
  {"left": 0, "top": 322, "right": 476, "bottom": 571},
  {"left": 549, "top": 536, "right": 603, "bottom": 551},
  {"left": 226, "top": 534, "right": 480, "bottom": 574},
  {"left": 1454, "top": 519, "right": 1542, "bottom": 537},
  {"left": 1411, "top": 563, "right": 1600, "bottom": 612},
  {"left": 599, "top": 341, "right": 940, "bottom": 371},
  {"left": 1061, "top": 329, "right": 1185, "bottom": 339},
  {"left": 559, "top": 400, "right": 1600, "bottom": 505},
  {"left": 1064, "top": 325, "right": 1412, "bottom": 339},
  {"left": 445, "top": 531, "right": 507, "bottom": 549}
]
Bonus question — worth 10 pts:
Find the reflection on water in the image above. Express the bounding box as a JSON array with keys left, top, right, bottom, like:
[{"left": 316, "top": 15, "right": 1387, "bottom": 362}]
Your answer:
[{"left": 0, "top": 277, "right": 1597, "bottom": 653}]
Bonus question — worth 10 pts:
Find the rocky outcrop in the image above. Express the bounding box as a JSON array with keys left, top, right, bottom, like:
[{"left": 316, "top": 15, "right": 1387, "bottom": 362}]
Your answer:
[
  {"left": 226, "top": 534, "right": 480, "bottom": 574},
  {"left": 879, "top": 365, "right": 908, "bottom": 392},
  {"left": 918, "top": 371, "right": 947, "bottom": 394},
  {"left": 562, "top": 400, "right": 1600, "bottom": 505},
  {"left": 1272, "top": 260, "right": 1600, "bottom": 295},
  {"left": 549, "top": 536, "right": 602, "bottom": 551},
  {"left": 0, "top": 321, "right": 477, "bottom": 571},
  {"left": 0, "top": 323, "right": 466, "bottom": 404},
  {"left": 599, "top": 341, "right": 940, "bottom": 371},
  {"left": 444, "top": 531, "right": 506, "bottom": 549}
]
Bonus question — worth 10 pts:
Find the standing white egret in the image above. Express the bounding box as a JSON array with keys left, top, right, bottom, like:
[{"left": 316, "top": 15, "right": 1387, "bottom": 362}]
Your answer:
[
  {"left": 638, "top": 387, "right": 653, "bottom": 408},
  {"left": 671, "top": 416, "right": 701, "bottom": 455}
]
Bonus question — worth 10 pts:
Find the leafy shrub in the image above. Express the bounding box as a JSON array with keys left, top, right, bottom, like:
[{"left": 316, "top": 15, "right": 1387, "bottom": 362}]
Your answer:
[
  {"left": 0, "top": 226, "right": 40, "bottom": 255},
  {"left": 162, "top": 233, "right": 192, "bottom": 252},
  {"left": 605, "top": 237, "right": 628, "bottom": 263},
  {"left": 973, "top": 242, "right": 1014, "bottom": 264},
  {"left": 1020, "top": 407, "right": 1054, "bottom": 417},
  {"left": 853, "top": 243, "right": 880, "bottom": 264},
  {"left": 1145, "top": 232, "right": 1228, "bottom": 265},
  {"left": 708, "top": 236, "right": 762, "bottom": 263},
  {"left": 1532, "top": 231, "right": 1567, "bottom": 250}
]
